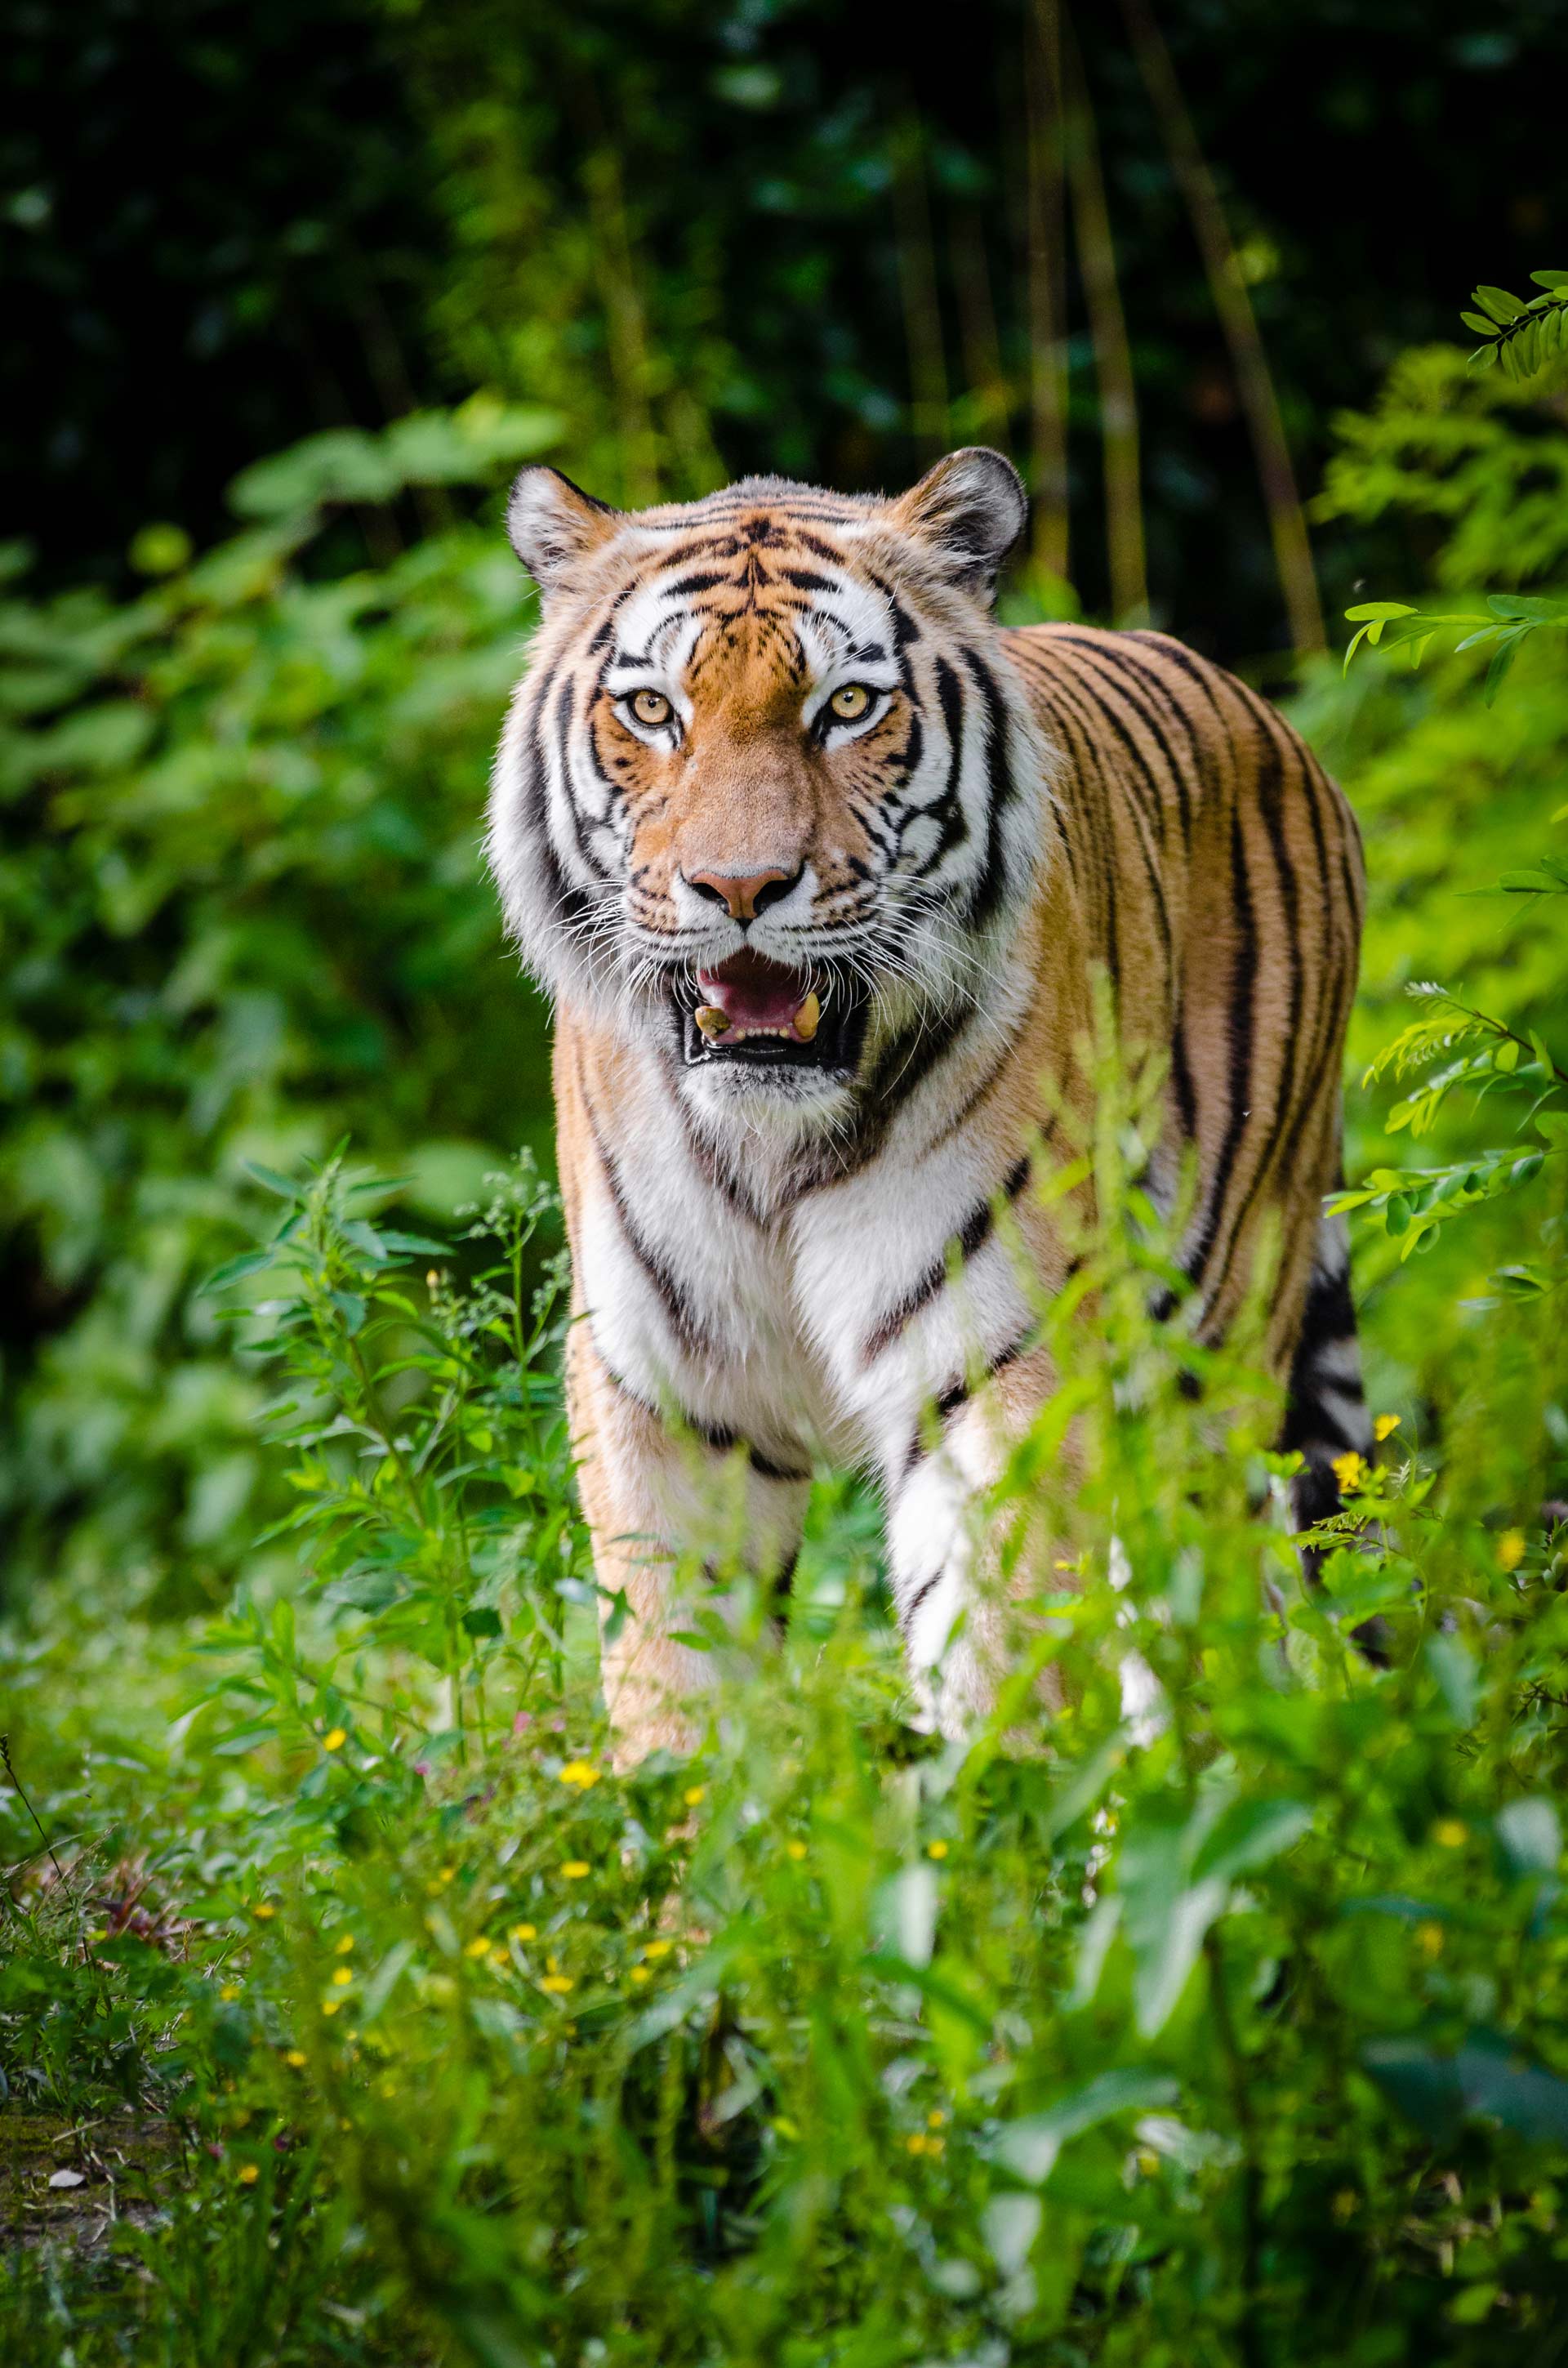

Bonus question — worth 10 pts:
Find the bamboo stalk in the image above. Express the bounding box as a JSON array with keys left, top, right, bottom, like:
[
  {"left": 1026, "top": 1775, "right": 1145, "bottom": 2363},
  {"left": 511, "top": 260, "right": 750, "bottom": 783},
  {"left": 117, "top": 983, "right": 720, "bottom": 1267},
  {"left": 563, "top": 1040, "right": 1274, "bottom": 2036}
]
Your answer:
[
  {"left": 1116, "top": 0, "right": 1325, "bottom": 655},
  {"left": 1062, "top": 17, "right": 1147, "bottom": 622},
  {"left": 1024, "top": 0, "right": 1071, "bottom": 578},
  {"left": 891, "top": 114, "right": 951, "bottom": 462},
  {"left": 579, "top": 140, "right": 661, "bottom": 506},
  {"left": 948, "top": 204, "right": 1010, "bottom": 443}
]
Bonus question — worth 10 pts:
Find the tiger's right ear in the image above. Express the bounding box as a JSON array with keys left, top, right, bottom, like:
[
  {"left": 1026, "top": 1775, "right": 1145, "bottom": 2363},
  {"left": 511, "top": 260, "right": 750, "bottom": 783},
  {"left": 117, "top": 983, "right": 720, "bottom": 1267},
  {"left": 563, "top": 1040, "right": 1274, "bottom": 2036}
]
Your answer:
[{"left": 506, "top": 466, "right": 621, "bottom": 594}]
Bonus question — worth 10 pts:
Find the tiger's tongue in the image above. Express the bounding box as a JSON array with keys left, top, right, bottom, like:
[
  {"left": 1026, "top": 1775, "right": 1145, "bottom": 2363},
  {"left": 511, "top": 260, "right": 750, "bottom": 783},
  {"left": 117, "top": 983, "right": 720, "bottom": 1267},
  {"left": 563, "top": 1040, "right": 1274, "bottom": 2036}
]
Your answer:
[{"left": 696, "top": 952, "right": 808, "bottom": 1032}]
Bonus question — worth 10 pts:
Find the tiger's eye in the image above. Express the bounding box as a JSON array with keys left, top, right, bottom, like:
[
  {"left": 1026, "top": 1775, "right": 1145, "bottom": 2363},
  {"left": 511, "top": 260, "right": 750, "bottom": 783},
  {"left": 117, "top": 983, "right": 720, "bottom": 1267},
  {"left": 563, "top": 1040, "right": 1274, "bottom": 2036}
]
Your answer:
[
  {"left": 830, "top": 683, "right": 873, "bottom": 721},
  {"left": 630, "top": 689, "right": 672, "bottom": 727}
]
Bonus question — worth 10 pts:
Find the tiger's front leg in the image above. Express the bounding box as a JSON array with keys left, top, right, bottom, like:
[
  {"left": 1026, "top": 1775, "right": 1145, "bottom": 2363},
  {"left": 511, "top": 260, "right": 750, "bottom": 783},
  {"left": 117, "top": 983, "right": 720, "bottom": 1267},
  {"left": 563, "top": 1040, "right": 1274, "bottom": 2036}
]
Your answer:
[
  {"left": 565, "top": 1322, "right": 809, "bottom": 1767},
  {"left": 884, "top": 1357, "right": 1065, "bottom": 1738}
]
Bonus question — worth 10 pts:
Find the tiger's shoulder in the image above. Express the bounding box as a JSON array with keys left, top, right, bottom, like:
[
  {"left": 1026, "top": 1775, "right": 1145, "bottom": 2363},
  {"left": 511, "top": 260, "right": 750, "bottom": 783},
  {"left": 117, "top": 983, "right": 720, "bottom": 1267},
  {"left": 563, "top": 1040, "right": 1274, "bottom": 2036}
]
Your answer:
[{"left": 1001, "top": 620, "right": 1362, "bottom": 875}]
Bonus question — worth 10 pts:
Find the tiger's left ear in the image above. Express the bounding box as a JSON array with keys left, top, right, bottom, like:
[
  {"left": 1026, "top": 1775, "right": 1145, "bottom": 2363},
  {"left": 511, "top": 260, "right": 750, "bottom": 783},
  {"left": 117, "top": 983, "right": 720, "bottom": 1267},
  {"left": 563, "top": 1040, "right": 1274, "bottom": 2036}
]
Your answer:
[
  {"left": 506, "top": 465, "right": 622, "bottom": 595},
  {"left": 888, "top": 448, "right": 1028, "bottom": 603}
]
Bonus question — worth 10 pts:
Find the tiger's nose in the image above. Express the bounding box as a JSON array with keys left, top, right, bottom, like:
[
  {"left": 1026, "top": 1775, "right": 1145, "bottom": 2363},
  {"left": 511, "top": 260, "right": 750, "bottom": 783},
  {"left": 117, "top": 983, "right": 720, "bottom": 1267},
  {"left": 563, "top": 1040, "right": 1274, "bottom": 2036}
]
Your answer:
[{"left": 683, "top": 866, "right": 801, "bottom": 922}]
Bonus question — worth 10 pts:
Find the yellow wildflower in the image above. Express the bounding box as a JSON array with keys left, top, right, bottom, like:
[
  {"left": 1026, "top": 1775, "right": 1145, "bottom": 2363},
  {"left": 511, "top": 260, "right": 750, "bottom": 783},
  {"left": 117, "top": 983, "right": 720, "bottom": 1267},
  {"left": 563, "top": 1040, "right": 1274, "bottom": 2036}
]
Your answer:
[
  {"left": 684, "top": 1784, "right": 707, "bottom": 1807},
  {"left": 926, "top": 1840, "right": 949, "bottom": 1861},
  {"left": 1434, "top": 1819, "right": 1468, "bottom": 1848},
  {"left": 540, "top": 1973, "right": 575, "bottom": 1996},
  {"left": 905, "top": 2131, "right": 943, "bottom": 2157},
  {"left": 510, "top": 1922, "right": 537, "bottom": 1942},
  {"left": 786, "top": 1840, "right": 808, "bottom": 1862},
  {"left": 322, "top": 1728, "right": 347, "bottom": 1753},
  {"left": 630, "top": 1965, "right": 651, "bottom": 1983},
  {"left": 252, "top": 1902, "right": 276, "bottom": 1921},
  {"left": 642, "top": 1939, "right": 673, "bottom": 1959},
  {"left": 558, "top": 1759, "right": 600, "bottom": 1790},
  {"left": 1415, "top": 1921, "right": 1445, "bottom": 1960},
  {"left": 437, "top": 1866, "right": 455, "bottom": 1884},
  {"left": 285, "top": 2050, "right": 307, "bottom": 2069},
  {"left": 928, "top": 2109, "right": 947, "bottom": 2129},
  {"left": 331, "top": 1967, "right": 353, "bottom": 1987},
  {"left": 561, "top": 1860, "right": 590, "bottom": 1880},
  {"left": 321, "top": 2000, "right": 341, "bottom": 2017},
  {"left": 238, "top": 2165, "right": 259, "bottom": 2186},
  {"left": 1497, "top": 1529, "right": 1527, "bottom": 1572},
  {"left": 1136, "top": 2147, "right": 1160, "bottom": 2178},
  {"left": 220, "top": 1982, "right": 241, "bottom": 2002},
  {"left": 334, "top": 1934, "right": 354, "bottom": 1955},
  {"left": 464, "top": 1935, "right": 493, "bottom": 1960},
  {"left": 1331, "top": 1449, "right": 1366, "bottom": 1493},
  {"left": 1374, "top": 1413, "right": 1401, "bottom": 1442}
]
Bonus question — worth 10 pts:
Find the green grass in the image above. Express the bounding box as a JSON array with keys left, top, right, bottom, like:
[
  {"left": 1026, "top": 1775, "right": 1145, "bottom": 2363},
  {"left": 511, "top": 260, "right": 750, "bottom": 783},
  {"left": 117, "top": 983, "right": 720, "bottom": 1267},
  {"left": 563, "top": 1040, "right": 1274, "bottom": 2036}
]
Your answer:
[{"left": 5, "top": 1086, "right": 1568, "bottom": 2368}]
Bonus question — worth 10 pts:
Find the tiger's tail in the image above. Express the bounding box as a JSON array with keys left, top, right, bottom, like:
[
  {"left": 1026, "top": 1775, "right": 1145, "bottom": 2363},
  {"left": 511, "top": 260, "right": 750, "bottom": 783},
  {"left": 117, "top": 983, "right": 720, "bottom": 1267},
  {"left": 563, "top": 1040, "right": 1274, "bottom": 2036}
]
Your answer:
[{"left": 1280, "top": 1211, "right": 1374, "bottom": 1576}]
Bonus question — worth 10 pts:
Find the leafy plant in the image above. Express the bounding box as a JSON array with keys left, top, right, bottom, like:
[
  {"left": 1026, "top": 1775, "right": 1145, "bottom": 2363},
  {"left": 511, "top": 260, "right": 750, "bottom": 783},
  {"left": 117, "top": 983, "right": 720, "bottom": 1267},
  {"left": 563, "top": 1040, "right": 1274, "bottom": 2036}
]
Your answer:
[
  {"left": 1461, "top": 267, "right": 1568, "bottom": 381},
  {"left": 196, "top": 1152, "right": 587, "bottom": 1770}
]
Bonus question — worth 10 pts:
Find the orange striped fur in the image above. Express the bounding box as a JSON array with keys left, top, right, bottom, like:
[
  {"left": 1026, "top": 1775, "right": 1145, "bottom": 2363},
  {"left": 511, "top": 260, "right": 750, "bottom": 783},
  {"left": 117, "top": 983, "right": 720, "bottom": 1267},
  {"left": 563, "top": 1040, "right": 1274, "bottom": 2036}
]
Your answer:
[{"left": 489, "top": 450, "right": 1366, "bottom": 1759}]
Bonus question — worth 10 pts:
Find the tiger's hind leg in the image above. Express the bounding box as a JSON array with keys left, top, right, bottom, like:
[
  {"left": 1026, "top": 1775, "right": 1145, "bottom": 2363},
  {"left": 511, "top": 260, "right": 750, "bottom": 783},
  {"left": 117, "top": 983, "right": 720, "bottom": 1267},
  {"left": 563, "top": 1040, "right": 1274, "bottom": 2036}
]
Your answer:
[{"left": 1279, "top": 1211, "right": 1374, "bottom": 1583}]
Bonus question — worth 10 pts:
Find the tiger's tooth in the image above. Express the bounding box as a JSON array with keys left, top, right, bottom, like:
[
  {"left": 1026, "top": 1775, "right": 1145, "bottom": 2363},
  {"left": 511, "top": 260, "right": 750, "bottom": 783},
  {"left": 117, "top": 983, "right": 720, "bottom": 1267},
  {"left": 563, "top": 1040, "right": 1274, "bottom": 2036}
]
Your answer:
[
  {"left": 793, "top": 991, "right": 821, "bottom": 1043},
  {"left": 694, "top": 1004, "right": 731, "bottom": 1039}
]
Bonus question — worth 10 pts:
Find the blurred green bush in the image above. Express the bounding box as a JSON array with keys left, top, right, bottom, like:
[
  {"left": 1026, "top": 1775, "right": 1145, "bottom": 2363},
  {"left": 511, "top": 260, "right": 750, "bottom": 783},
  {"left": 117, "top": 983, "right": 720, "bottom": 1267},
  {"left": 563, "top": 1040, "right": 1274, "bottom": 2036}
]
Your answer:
[{"left": 0, "top": 402, "right": 561, "bottom": 1615}]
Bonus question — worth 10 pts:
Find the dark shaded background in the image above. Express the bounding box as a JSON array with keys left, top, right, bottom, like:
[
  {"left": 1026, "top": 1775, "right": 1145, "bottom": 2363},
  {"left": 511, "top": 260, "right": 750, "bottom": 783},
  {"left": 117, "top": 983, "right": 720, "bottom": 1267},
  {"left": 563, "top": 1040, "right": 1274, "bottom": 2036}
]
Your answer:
[{"left": 7, "top": 0, "right": 1565, "bottom": 650}]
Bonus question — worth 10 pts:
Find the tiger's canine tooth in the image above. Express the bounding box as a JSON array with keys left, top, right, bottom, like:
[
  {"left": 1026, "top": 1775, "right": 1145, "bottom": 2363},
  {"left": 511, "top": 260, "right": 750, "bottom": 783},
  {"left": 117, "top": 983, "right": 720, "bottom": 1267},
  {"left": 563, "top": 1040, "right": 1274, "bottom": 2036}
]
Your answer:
[
  {"left": 793, "top": 991, "right": 821, "bottom": 1043},
  {"left": 694, "top": 1004, "right": 731, "bottom": 1039}
]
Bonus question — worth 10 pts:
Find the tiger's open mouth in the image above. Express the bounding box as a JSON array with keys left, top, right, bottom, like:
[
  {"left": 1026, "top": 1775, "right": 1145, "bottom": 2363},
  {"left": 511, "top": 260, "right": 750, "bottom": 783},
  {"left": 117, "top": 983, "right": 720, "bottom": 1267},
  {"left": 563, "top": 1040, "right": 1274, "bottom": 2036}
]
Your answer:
[{"left": 679, "top": 949, "right": 865, "bottom": 1072}]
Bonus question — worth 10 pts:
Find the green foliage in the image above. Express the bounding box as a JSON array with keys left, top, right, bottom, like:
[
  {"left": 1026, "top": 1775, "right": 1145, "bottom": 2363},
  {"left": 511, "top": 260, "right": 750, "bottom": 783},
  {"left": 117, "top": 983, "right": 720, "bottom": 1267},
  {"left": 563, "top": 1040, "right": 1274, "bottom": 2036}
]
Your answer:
[
  {"left": 1327, "top": 988, "right": 1567, "bottom": 1292},
  {"left": 1321, "top": 279, "right": 1568, "bottom": 1321},
  {"left": 199, "top": 1152, "right": 588, "bottom": 1753},
  {"left": 4, "top": 1099, "right": 1568, "bottom": 2363},
  {"left": 1342, "top": 595, "right": 1568, "bottom": 703},
  {"left": 0, "top": 408, "right": 557, "bottom": 1615},
  {"left": 1462, "top": 269, "right": 1568, "bottom": 381},
  {"left": 1294, "top": 336, "right": 1568, "bottom": 1400}
]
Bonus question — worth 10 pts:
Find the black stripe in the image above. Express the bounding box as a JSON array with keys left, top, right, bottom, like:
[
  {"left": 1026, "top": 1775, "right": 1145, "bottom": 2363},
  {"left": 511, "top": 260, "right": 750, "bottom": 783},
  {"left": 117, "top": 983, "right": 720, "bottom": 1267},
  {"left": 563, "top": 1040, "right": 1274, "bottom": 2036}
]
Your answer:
[
  {"left": 901, "top": 1571, "right": 942, "bottom": 1624},
  {"left": 932, "top": 1329, "right": 1031, "bottom": 1426},
  {"left": 515, "top": 690, "right": 594, "bottom": 935},
  {"left": 688, "top": 1418, "right": 811, "bottom": 1485},
  {"left": 1034, "top": 671, "right": 1124, "bottom": 994},
  {"left": 554, "top": 676, "right": 617, "bottom": 886},
  {"left": 906, "top": 655, "right": 970, "bottom": 877},
  {"left": 1044, "top": 668, "right": 1174, "bottom": 974},
  {"left": 862, "top": 1154, "right": 1031, "bottom": 1367},
  {"left": 580, "top": 1086, "right": 714, "bottom": 1357},
  {"left": 594, "top": 1352, "right": 809, "bottom": 1483},
  {"left": 959, "top": 649, "right": 1016, "bottom": 928},
  {"left": 1187, "top": 801, "right": 1258, "bottom": 1304}
]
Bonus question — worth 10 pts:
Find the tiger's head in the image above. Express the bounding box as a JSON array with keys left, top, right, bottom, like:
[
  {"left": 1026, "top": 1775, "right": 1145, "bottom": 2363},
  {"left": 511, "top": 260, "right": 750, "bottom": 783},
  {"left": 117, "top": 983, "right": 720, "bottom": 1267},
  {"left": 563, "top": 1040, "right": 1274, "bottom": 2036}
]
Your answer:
[{"left": 488, "top": 449, "right": 1052, "bottom": 1139}]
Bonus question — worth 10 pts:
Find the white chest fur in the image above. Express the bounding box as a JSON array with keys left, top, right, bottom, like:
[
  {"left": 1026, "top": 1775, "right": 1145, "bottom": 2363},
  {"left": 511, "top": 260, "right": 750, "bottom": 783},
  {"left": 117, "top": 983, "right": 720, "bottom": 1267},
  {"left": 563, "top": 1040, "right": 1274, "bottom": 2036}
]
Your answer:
[{"left": 575, "top": 1046, "right": 1035, "bottom": 1483}]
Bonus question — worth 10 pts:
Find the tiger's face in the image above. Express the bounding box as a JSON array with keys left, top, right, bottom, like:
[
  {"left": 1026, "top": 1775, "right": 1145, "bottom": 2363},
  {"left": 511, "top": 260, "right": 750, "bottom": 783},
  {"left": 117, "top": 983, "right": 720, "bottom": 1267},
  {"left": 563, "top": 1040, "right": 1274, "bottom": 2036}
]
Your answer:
[{"left": 488, "top": 449, "right": 1049, "bottom": 1136}]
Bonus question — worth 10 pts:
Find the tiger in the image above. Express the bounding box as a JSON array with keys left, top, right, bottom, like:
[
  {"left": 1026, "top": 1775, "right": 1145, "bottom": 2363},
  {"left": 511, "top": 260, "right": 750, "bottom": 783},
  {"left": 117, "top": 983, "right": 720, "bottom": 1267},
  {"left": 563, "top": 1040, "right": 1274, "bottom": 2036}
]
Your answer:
[{"left": 488, "top": 446, "right": 1369, "bottom": 1762}]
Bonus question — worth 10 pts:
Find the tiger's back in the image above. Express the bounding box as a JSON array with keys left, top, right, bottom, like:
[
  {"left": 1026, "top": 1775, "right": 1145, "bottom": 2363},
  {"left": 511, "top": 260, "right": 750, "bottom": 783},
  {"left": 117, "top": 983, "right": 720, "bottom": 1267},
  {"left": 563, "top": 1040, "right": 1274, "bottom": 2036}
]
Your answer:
[{"left": 1008, "top": 622, "right": 1365, "bottom": 1375}]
